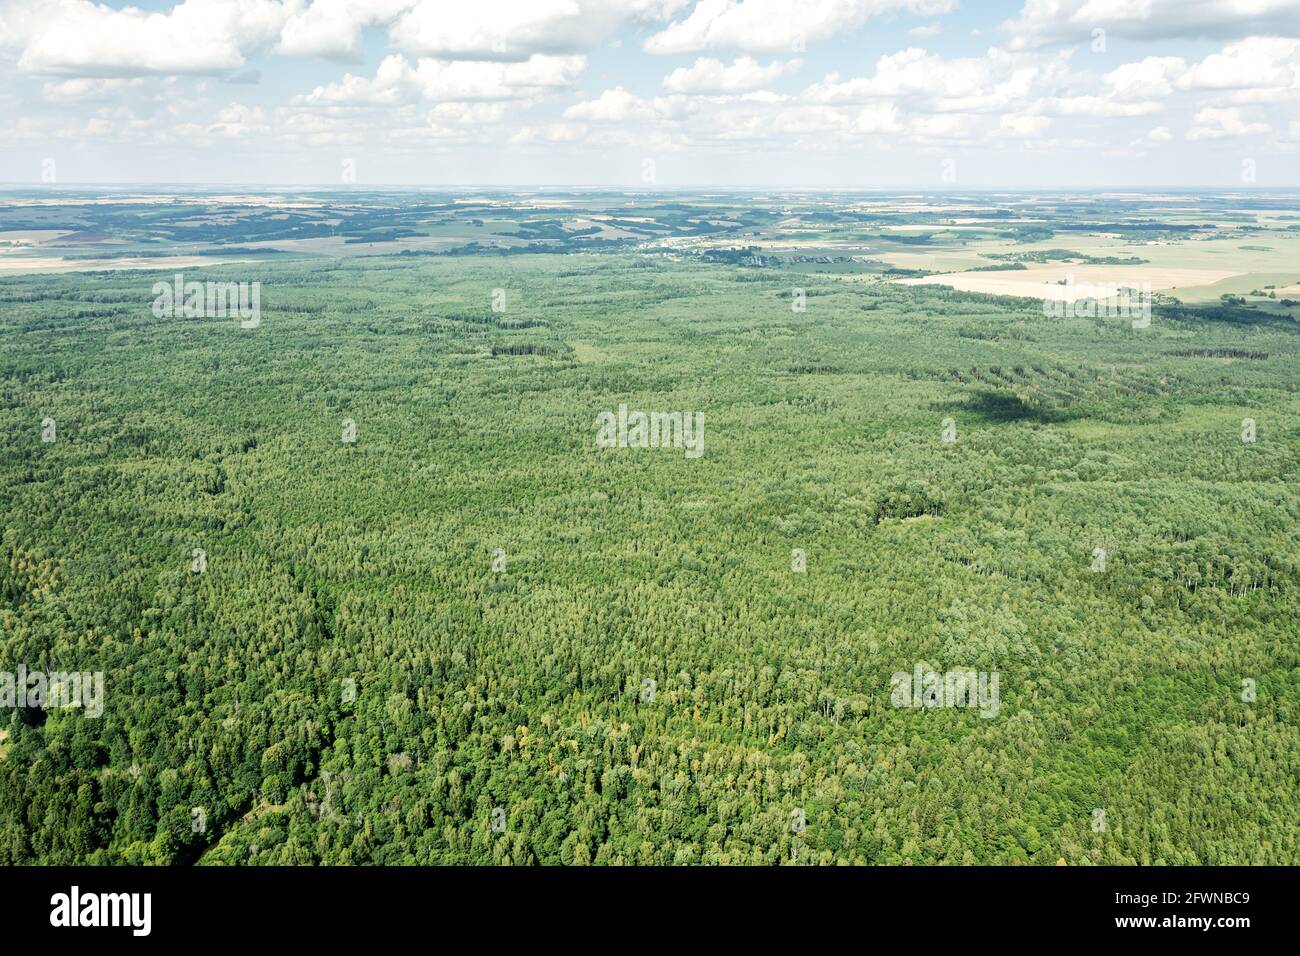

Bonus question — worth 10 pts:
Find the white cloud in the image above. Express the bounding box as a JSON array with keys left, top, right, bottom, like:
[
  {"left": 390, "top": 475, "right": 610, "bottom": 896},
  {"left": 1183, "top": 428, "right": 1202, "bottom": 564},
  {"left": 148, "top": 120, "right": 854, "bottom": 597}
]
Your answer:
[
  {"left": 7, "top": 0, "right": 290, "bottom": 76},
  {"left": 908, "top": 112, "right": 976, "bottom": 139},
  {"left": 41, "top": 76, "right": 145, "bottom": 103},
  {"left": 276, "top": 0, "right": 409, "bottom": 60},
  {"left": 431, "top": 101, "right": 507, "bottom": 124},
  {"left": 699, "top": 101, "right": 849, "bottom": 142},
  {"left": 644, "top": 0, "right": 958, "bottom": 55},
  {"left": 1103, "top": 56, "right": 1186, "bottom": 101},
  {"left": 207, "top": 101, "right": 270, "bottom": 137},
  {"left": 1178, "top": 37, "right": 1300, "bottom": 92},
  {"left": 298, "top": 52, "right": 586, "bottom": 105},
  {"left": 1039, "top": 95, "right": 1164, "bottom": 117},
  {"left": 0, "top": 0, "right": 690, "bottom": 76},
  {"left": 803, "top": 47, "right": 1066, "bottom": 114},
  {"left": 998, "top": 111, "right": 1051, "bottom": 137},
  {"left": 511, "top": 121, "right": 587, "bottom": 143},
  {"left": 1003, "top": 0, "right": 1300, "bottom": 49},
  {"left": 393, "top": 0, "right": 689, "bottom": 60},
  {"left": 1186, "top": 105, "right": 1271, "bottom": 139},
  {"left": 3, "top": 0, "right": 1299, "bottom": 182},
  {"left": 854, "top": 101, "right": 902, "bottom": 133},
  {"left": 564, "top": 86, "right": 654, "bottom": 122},
  {"left": 1098, "top": 39, "right": 1300, "bottom": 109},
  {"left": 662, "top": 55, "right": 800, "bottom": 92}
]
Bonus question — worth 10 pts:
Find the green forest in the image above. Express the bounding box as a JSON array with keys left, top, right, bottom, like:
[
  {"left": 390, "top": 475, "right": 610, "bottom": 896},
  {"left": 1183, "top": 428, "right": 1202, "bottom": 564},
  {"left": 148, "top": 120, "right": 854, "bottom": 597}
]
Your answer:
[{"left": 1, "top": 245, "right": 1297, "bottom": 865}]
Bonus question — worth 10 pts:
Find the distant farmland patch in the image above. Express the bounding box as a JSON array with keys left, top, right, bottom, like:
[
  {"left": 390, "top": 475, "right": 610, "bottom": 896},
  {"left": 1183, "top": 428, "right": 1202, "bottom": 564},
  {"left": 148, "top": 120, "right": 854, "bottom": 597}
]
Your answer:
[{"left": 892, "top": 264, "right": 1244, "bottom": 300}]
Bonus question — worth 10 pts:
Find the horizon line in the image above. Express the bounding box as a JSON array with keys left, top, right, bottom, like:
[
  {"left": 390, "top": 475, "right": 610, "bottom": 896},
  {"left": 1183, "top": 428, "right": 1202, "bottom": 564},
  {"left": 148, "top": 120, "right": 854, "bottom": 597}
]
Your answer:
[{"left": 2, "top": 183, "right": 1299, "bottom": 193}]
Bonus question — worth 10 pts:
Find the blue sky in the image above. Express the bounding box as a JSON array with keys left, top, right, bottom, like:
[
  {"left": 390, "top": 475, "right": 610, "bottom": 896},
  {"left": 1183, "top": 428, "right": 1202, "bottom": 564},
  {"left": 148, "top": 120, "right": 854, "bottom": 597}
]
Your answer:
[{"left": 0, "top": 0, "right": 1297, "bottom": 186}]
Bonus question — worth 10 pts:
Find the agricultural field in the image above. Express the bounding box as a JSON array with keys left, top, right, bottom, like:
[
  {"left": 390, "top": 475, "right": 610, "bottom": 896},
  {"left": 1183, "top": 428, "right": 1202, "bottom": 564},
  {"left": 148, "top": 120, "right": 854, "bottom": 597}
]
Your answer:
[{"left": 0, "top": 191, "right": 1297, "bottom": 865}]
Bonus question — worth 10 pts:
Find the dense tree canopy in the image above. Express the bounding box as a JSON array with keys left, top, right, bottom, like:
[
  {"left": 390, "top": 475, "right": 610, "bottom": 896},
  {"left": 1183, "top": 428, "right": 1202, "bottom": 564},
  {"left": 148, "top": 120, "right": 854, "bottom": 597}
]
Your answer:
[{"left": 1, "top": 251, "right": 1297, "bottom": 864}]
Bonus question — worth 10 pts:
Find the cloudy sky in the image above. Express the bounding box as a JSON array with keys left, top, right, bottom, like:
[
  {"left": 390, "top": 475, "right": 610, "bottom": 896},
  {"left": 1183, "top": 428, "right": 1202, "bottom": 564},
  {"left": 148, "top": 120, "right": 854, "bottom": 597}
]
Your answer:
[{"left": 1, "top": 0, "right": 1297, "bottom": 186}]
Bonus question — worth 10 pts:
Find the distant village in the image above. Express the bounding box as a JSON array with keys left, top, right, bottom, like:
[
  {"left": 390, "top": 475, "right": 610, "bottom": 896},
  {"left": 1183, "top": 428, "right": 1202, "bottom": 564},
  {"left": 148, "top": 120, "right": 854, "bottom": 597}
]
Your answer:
[{"left": 697, "top": 246, "right": 882, "bottom": 267}]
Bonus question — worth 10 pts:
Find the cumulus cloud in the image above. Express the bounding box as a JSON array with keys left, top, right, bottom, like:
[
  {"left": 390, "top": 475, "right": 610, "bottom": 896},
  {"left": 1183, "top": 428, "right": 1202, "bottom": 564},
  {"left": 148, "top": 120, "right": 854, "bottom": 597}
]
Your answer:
[
  {"left": 0, "top": 0, "right": 691, "bottom": 76},
  {"left": 1186, "top": 105, "right": 1271, "bottom": 139},
  {"left": 908, "top": 112, "right": 976, "bottom": 139},
  {"left": 276, "top": 0, "right": 409, "bottom": 60},
  {"left": 3, "top": 0, "right": 1299, "bottom": 179},
  {"left": 802, "top": 47, "right": 1066, "bottom": 114},
  {"left": 662, "top": 55, "right": 800, "bottom": 93},
  {"left": 854, "top": 101, "right": 902, "bottom": 133},
  {"left": 1103, "top": 56, "right": 1187, "bottom": 101},
  {"left": 644, "top": 0, "right": 958, "bottom": 55},
  {"left": 41, "top": 76, "right": 145, "bottom": 103},
  {"left": 297, "top": 53, "right": 586, "bottom": 105},
  {"left": 1002, "top": 0, "right": 1300, "bottom": 49},
  {"left": 1099, "top": 40, "right": 1300, "bottom": 107},
  {"left": 392, "top": 0, "right": 690, "bottom": 60},
  {"left": 1178, "top": 37, "right": 1300, "bottom": 92},
  {"left": 207, "top": 101, "right": 270, "bottom": 137},
  {"left": 1039, "top": 95, "right": 1164, "bottom": 117},
  {"left": 564, "top": 86, "right": 655, "bottom": 122},
  {"left": 998, "top": 111, "right": 1051, "bottom": 137},
  {"left": 511, "top": 121, "right": 587, "bottom": 143},
  {"left": 8, "top": 0, "right": 289, "bottom": 76}
]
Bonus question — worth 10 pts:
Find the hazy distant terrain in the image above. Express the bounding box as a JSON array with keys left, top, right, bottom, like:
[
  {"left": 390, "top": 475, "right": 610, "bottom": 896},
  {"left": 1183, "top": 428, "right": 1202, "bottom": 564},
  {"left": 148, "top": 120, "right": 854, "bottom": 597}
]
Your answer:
[{"left": 4, "top": 189, "right": 1300, "bottom": 305}]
